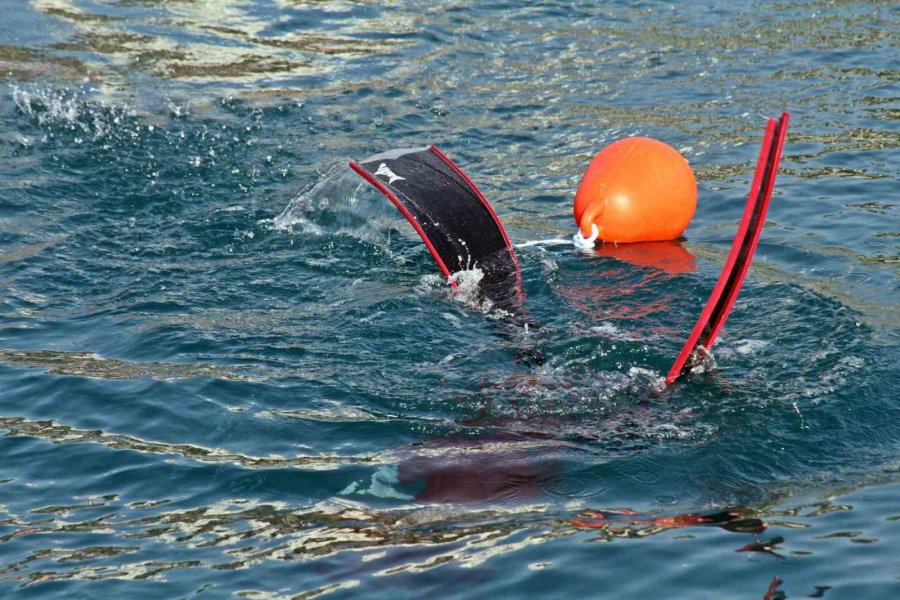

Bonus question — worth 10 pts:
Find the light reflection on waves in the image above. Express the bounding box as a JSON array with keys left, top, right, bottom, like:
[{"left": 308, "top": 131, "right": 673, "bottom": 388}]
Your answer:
[
  {"left": 0, "top": 485, "right": 887, "bottom": 589},
  {"left": 0, "top": 492, "right": 571, "bottom": 587},
  {"left": 0, "top": 349, "right": 250, "bottom": 381},
  {"left": 0, "top": 416, "right": 572, "bottom": 471},
  {"left": 0, "top": 415, "right": 391, "bottom": 470},
  {"left": 28, "top": 0, "right": 418, "bottom": 83}
]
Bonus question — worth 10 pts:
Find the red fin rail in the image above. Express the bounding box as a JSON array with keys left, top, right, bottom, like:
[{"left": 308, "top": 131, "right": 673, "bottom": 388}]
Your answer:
[{"left": 666, "top": 113, "right": 790, "bottom": 385}]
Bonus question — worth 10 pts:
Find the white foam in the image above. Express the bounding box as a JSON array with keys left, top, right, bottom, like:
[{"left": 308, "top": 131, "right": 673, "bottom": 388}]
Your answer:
[
  {"left": 626, "top": 366, "right": 667, "bottom": 393},
  {"left": 733, "top": 339, "right": 771, "bottom": 356},
  {"left": 448, "top": 267, "right": 504, "bottom": 316},
  {"left": 686, "top": 345, "right": 717, "bottom": 375},
  {"left": 589, "top": 323, "right": 630, "bottom": 341}
]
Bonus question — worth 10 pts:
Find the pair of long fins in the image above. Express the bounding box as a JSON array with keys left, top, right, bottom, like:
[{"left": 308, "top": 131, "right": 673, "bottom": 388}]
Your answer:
[{"left": 349, "top": 112, "right": 789, "bottom": 385}]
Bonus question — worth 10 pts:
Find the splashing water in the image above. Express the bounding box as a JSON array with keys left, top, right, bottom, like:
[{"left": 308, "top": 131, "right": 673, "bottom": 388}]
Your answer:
[{"left": 12, "top": 85, "right": 136, "bottom": 142}]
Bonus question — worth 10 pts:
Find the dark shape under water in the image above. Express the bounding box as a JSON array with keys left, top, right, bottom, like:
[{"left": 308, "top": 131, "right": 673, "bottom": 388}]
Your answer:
[{"left": 397, "top": 433, "right": 557, "bottom": 505}]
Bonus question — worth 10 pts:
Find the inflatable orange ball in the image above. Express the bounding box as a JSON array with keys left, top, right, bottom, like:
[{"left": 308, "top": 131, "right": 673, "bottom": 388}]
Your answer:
[{"left": 573, "top": 137, "right": 697, "bottom": 243}]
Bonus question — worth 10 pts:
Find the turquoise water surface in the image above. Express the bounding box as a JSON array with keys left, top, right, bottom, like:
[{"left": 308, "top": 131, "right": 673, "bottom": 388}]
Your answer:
[{"left": 1, "top": 1, "right": 898, "bottom": 598}]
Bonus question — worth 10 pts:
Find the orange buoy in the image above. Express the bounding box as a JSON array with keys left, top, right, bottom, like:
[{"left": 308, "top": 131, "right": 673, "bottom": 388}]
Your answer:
[{"left": 573, "top": 137, "right": 697, "bottom": 243}]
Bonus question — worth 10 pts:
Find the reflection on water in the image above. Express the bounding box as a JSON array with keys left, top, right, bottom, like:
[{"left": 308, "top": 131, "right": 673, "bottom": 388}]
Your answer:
[
  {"left": 0, "top": 415, "right": 393, "bottom": 470},
  {"left": 2, "top": 472, "right": 897, "bottom": 594},
  {"left": 0, "top": 349, "right": 247, "bottom": 380},
  {"left": 0, "top": 493, "right": 564, "bottom": 586},
  {"left": 0, "top": 44, "right": 89, "bottom": 81},
  {"left": 29, "top": 0, "right": 418, "bottom": 84}
]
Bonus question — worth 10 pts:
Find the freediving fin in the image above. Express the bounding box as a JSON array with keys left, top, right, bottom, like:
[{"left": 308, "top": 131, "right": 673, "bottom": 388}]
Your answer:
[
  {"left": 666, "top": 112, "right": 790, "bottom": 385},
  {"left": 349, "top": 146, "right": 522, "bottom": 310}
]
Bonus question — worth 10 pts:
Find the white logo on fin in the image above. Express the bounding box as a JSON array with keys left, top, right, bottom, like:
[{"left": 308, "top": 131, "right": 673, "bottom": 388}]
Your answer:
[{"left": 375, "top": 163, "right": 405, "bottom": 185}]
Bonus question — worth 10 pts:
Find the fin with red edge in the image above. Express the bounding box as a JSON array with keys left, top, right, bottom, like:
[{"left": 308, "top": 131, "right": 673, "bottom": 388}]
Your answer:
[
  {"left": 349, "top": 146, "right": 522, "bottom": 311},
  {"left": 666, "top": 112, "right": 790, "bottom": 385}
]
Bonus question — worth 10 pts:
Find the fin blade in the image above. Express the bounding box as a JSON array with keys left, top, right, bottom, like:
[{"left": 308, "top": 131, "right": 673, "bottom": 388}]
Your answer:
[
  {"left": 349, "top": 146, "right": 522, "bottom": 307},
  {"left": 666, "top": 112, "right": 790, "bottom": 385},
  {"left": 703, "top": 113, "right": 790, "bottom": 347}
]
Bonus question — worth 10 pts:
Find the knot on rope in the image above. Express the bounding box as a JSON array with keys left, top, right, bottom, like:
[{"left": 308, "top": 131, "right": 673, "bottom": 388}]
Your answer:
[{"left": 572, "top": 223, "right": 599, "bottom": 249}]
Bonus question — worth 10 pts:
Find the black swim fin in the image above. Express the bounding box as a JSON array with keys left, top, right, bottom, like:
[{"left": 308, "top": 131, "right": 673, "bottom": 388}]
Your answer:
[{"left": 349, "top": 146, "right": 524, "bottom": 314}]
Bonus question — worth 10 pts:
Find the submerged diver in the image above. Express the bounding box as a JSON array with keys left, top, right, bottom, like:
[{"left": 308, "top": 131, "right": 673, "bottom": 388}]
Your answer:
[{"left": 349, "top": 113, "right": 789, "bottom": 384}]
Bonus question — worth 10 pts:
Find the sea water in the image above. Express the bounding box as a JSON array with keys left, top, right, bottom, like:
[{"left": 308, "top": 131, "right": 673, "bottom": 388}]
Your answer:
[{"left": 0, "top": 1, "right": 898, "bottom": 598}]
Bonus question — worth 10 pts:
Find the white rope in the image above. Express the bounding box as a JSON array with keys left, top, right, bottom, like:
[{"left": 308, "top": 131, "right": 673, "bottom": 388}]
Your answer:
[
  {"left": 514, "top": 238, "right": 571, "bottom": 248},
  {"left": 572, "top": 223, "right": 599, "bottom": 249}
]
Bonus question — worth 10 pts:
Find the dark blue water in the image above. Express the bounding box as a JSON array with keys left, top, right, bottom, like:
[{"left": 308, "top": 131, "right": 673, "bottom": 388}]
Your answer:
[{"left": 1, "top": 1, "right": 898, "bottom": 598}]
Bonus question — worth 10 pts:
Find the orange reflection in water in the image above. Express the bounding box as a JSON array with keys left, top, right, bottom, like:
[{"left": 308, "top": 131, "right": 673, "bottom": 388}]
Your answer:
[
  {"left": 560, "top": 239, "right": 696, "bottom": 325},
  {"left": 593, "top": 239, "right": 696, "bottom": 275}
]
